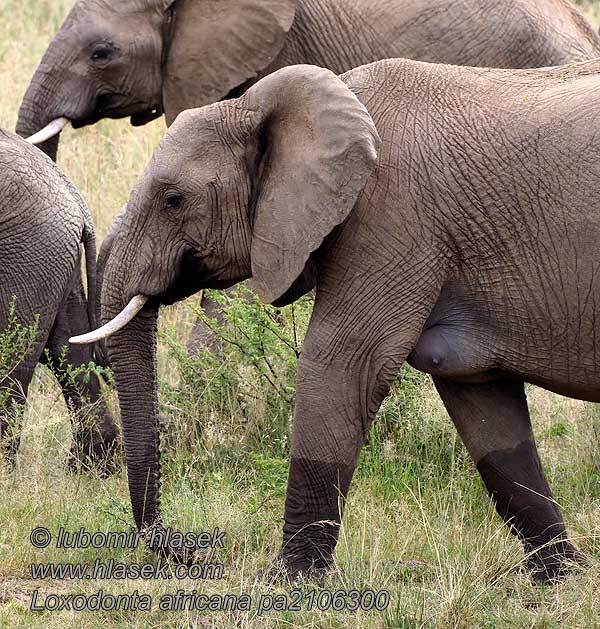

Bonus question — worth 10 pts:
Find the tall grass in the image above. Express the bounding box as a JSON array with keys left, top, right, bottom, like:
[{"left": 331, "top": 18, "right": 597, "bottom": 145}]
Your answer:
[{"left": 0, "top": 1, "right": 599, "bottom": 627}]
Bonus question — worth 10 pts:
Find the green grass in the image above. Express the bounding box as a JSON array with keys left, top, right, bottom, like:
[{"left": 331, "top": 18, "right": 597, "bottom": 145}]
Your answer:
[{"left": 1, "top": 1, "right": 600, "bottom": 627}]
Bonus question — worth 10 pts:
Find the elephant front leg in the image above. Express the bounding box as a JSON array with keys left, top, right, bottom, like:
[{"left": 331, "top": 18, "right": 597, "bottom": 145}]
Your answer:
[
  {"left": 274, "top": 240, "right": 444, "bottom": 579},
  {"left": 280, "top": 351, "right": 405, "bottom": 579},
  {"left": 281, "top": 362, "right": 362, "bottom": 577},
  {"left": 434, "top": 377, "right": 583, "bottom": 582}
]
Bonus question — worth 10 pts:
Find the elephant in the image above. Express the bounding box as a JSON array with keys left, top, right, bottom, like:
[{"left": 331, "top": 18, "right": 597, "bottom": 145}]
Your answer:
[
  {"left": 72, "top": 58, "right": 600, "bottom": 583},
  {"left": 0, "top": 129, "right": 118, "bottom": 471},
  {"left": 17, "top": 0, "right": 600, "bottom": 156},
  {"left": 18, "top": 0, "right": 600, "bottom": 355}
]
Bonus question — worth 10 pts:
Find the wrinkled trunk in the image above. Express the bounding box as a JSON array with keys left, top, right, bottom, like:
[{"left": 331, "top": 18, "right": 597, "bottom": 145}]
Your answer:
[
  {"left": 95, "top": 207, "right": 128, "bottom": 367},
  {"left": 16, "top": 71, "right": 62, "bottom": 160},
  {"left": 105, "top": 304, "right": 163, "bottom": 532}
]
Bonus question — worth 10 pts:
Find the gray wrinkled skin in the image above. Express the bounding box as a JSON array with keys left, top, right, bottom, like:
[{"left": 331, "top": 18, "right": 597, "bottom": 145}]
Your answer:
[
  {"left": 0, "top": 130, "right": 118, "bottom": 472},
  {"left": 17, "top": 0, "right": 600, "bottom": 158},
  {"left": 16, "top": 0, "right": 600, "bottom": 355},
  {"left": 102, "top": 59, "right": 600, "bottom": 582}
]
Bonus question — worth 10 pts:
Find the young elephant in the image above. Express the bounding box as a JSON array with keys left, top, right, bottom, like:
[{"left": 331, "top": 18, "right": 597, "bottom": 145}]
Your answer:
[
  {"left": 0, "top": 130, "right": 118, "bottom": 470},
  {"left": 76, "top": 60, "right": 600, "bottom": 582}
]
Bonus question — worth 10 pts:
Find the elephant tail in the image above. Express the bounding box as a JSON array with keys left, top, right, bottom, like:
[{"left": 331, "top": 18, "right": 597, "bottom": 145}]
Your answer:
[
  {"left": 82, "top": 218, "right": 110, "bottom": 367},
  {"left": 82, "top": 218, "right": 98, "bottom": 335}
]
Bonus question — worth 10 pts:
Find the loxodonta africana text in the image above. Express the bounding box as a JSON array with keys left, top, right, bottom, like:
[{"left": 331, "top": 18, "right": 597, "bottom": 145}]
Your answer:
[
  {"left": 75, "top": 60, "right": 600, "bottom": 582},
  {"left": 18, "top": 0, "right": 600, "bottom": 354},
  {"left": 0, "top": 130, "right": 118, "bottom": 470}
]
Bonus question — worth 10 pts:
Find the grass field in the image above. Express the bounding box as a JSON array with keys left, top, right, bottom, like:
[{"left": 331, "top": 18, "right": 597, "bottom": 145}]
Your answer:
[{"left": 1, "top": 1, "right": 600, "bottom": 627}]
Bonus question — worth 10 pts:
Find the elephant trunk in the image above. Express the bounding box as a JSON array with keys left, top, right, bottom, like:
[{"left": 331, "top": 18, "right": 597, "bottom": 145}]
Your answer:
[
  {"left": 104, "top": 300, "right": 163, "bottom": 535},
  {"left": 93, "top": 210, "right": 192, "bottom": 561},
  {"left": 16, "top": 71, "right": 63, "bottom": 161}
]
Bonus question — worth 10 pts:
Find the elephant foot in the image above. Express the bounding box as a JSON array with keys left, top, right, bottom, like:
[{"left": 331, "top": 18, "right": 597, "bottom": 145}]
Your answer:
[
  {"left": 524, "top": 538, "right": 586, "bottom": 584},
  {"left": 265, "top": 520, "right": 339, "bottom": 584},
  {"left": 257, "top": 554, "right": 331, "bottom": 586},
  {"left": 141, "top": 522, "right": 209, "bottom": 566}
]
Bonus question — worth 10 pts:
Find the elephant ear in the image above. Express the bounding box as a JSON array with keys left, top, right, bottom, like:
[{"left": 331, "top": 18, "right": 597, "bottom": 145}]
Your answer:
[
  {"left": 162, "top": 0, "right": 296, "bottom": 125},
  {"left": 245, "top": 65, "right": 381, "bottom": 306}
]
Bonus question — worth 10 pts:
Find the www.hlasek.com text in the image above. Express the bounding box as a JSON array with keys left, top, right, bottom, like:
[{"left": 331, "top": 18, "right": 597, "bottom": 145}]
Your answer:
[{"left": 31, "top": 558, "right": 225, "bottom": 581}]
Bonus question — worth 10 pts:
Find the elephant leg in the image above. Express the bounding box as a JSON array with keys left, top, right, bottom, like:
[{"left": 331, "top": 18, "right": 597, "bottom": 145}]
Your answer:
[
  {"left": 279, "top": 284, "right": 437, "bottom": 578},
  {"left": 42, "top": 269, "right": 119, "bottom": 473},
  {"left": 281, "top": 361, "right": 365, "bottom": 576},
  {"left": 0, "top": 300, "right": 46, "bottom": 465},
  {"left": 281, "top": 358, "right": 398, "bottom": 577},
  {"left": 433, "top": 377, "right": 582, "bottom": 582}
]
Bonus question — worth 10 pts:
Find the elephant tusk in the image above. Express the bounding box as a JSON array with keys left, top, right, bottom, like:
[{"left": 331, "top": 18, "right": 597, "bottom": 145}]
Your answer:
[
  {"left": 25, "top": 117, "right": 70, "bottom": 144},
  {"left": 69, "top": 295, "right": 149, "bottom": 345}
]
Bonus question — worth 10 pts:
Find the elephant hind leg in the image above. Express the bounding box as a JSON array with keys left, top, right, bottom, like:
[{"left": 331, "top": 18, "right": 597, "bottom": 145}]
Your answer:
[
  {"left": 433, "top": 376, "right": 583, "bottom": 583},
  {"left": 42, "top": 270, "right": 119, "bottom": 474}
]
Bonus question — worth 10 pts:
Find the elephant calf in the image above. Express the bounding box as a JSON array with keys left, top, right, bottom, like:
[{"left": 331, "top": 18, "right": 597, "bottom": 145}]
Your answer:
[
  {"left": 77, "top": 59, "right": 600, "bottom": 582},
  {"left": 0, "top": 130, "right": 118, "bottom": 470}
]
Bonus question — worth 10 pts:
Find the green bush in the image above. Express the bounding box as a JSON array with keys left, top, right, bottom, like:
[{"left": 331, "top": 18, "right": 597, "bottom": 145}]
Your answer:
[
  {"left": 0, "top": 300, "right": 39, "bottom": 409},
  {"left": 159, "top": 287, "right": 312, "bottom": 454},
  {"left": 158, "top": 290, "right": 444, "bottom": 479}
]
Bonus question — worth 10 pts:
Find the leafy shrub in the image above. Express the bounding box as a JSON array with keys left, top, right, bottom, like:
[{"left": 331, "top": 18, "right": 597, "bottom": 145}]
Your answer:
[
  {"left": 158, "top": 288, "right": 446, "bottom": 483},
  {"left": 0, "top": 300, "right": 39, "bottom": 409},
  {"left": 159, "top": 286, "right": 312, "bottom": 454}
]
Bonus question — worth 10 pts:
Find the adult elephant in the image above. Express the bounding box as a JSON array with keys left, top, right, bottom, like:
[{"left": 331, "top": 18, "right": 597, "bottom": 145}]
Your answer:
[
  {"left": 75, "top": 59, "right": 600, "bottom": 582},
  {"left": 18, "top": 0, "right": 600, "bottom": 352},
  {"left": 17, "top": 0, "right": 600, "bottom": 154},
  {"left": 0, "top": 130, "right": 118, "bottom": 471}
]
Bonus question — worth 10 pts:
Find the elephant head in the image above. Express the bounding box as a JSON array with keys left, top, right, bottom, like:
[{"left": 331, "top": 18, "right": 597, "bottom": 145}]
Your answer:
[
  {"left": 72, "top": 65, "right": 380, "bottom": 550},
  {"left": 17, "top": 0, "right": 296, "bottom": 159}
]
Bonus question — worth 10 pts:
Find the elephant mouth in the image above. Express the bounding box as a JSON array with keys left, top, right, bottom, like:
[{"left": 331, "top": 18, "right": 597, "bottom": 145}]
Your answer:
[
  {"left": 71, "top": 94, "right": 162, "bottom": 128},
  {"left": 130, "top": 108, "right": 163, "bottom": 126},
  {"left": 140, "top": 250, "right": 234, "bottom": 308}
]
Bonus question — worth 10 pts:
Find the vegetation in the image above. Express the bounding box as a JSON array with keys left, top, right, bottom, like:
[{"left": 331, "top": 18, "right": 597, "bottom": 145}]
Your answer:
[
  {"left": 0, "top": 1, "right": 599, "bottom": 627},
  {"left": 0, "top": 303, "right": 39, "bottom": 452}
]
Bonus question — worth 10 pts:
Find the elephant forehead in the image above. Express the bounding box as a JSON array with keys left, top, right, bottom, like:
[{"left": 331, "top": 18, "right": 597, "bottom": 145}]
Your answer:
[
  {"left": 169, "top": 105, "right": 227, "bottom": 139},
  {"left": 76, "top": 0, "right": 162, "bottom": 18},
  {"left": 157, "top": 121, "right": 235, "bottom": 166},
  {"left": 63, "top": 0, "right": 157, "bottom": 42}
]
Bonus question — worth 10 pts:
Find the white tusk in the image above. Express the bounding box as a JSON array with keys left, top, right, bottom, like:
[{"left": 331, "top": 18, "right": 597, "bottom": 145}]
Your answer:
[
  {"left": 25, "top": 117, "right": 69, "bottom": 144},
  {"left": 69, "top": 295, "right": 149, "bottom": 345}
]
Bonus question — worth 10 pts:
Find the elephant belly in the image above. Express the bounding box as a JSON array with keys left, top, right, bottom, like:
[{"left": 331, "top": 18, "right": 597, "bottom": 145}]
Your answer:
[
  {"left": 406, "top": 283, "right": 499, "bottom": 381},
  {"left": 407, "top": 323, "right": 499, "bottom": 382},
  {"left": 407, "top": 286, "right": 600, "bottom": 401}
]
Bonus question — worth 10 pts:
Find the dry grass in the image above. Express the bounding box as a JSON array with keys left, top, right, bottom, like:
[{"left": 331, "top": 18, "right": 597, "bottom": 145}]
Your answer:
[{"left": 0, "top": 1, "right": 599, "bottom": 627}]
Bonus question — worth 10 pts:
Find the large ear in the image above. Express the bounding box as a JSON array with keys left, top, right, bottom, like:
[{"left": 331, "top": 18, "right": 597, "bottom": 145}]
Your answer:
[
  {"left": 245, "top": 65, "right": 381, "bottom": 306},
  {"left": 162, "top": 0, "right": 296, "bottom": 125}
]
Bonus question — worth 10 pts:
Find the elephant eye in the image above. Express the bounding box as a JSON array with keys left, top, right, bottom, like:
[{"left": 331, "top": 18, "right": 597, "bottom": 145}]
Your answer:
[
  {"left": 90, "top": 44, "right": 114, "bottom": 62},
  {"left": 165, "top": 192, "right": 183, "bottom": 210}
]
